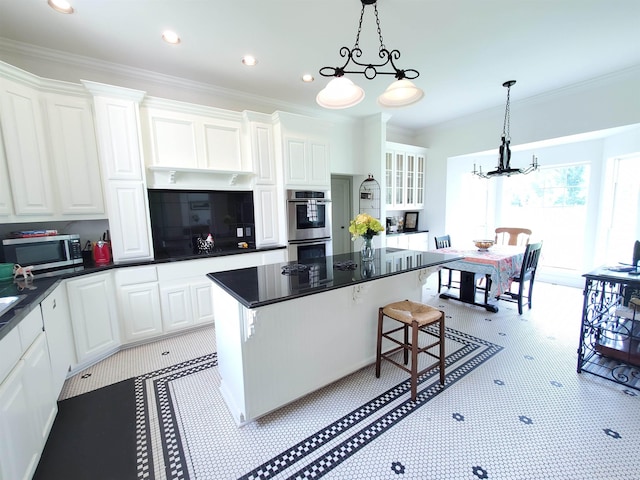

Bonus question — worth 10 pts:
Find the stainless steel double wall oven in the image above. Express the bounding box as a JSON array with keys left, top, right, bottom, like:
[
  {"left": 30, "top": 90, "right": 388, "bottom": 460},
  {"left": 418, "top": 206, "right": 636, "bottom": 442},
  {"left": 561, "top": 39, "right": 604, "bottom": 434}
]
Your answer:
[{"left": 286, "top": 190, "right": 332, "bottom": 261}]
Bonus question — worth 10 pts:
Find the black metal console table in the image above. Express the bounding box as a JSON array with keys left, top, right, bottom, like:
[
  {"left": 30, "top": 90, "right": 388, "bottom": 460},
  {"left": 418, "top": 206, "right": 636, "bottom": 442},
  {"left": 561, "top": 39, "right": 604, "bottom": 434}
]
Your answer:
[{"left": 577, "top": 267, "right": 640, "bottom": 390}]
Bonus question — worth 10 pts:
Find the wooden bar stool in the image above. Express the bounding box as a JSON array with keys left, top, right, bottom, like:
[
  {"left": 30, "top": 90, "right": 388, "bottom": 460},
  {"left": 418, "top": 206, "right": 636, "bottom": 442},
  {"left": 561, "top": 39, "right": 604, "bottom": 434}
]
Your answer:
[{"left": 375, "top": 300, "right": 445, "bottom": 401}]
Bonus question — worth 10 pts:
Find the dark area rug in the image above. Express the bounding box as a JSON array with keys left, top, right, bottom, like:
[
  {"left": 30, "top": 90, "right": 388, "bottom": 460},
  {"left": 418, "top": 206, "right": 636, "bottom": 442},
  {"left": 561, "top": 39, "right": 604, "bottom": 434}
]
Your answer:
[{"left": 33, "top": 378, "right": 138, "bottom": 480}]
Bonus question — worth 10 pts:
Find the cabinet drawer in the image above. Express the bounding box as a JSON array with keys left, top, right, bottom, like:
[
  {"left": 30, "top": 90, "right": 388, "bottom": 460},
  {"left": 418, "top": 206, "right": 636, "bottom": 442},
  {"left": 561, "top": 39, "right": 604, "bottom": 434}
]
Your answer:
[
  {"left": 0, "top": 327, "right": 21, "bottom": 381},
  {"left": 18, "top": 308, "right": 43, "bottom": 352},
  {"left": 115, "top": 266, "right": 158, "bottom": 286}
]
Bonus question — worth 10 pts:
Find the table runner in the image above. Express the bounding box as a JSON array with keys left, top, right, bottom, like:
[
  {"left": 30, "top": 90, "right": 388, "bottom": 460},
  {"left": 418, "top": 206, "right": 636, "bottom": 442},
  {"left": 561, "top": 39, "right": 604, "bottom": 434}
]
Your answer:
[{"left": 436, "top": 246, "right": 525, "bottom": 297}]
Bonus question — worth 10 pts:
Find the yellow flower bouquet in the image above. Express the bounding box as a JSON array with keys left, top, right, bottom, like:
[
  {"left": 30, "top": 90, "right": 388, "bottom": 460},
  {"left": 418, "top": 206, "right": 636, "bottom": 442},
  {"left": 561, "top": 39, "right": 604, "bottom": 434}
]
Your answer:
[{"left": 348, "top": 213, "right": 384, "bottom": 240}]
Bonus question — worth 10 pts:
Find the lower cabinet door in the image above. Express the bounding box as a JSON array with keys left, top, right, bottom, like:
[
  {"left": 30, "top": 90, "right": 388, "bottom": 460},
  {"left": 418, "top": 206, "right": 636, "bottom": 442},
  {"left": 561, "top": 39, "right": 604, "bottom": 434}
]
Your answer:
[
  {"left": 40, "top": 283, "right": 76, "bottom": 396},
  {"left": 160, "top": 282, "right": 194, "bottom": 332},
  {"left": 0, "top": 361, "right": 39, "bottom": 480},
  {"left": 22, "top": 333, "right": 57, "bottom": 445},
  {"left": 119, "top": 282, "right": 163, "bottom": 342},
  {"left": 67, "top": 273, "right": 120, "bottom": 364},
  {"left": 191, "top": 281, "right": 214, "bottom": 325}
]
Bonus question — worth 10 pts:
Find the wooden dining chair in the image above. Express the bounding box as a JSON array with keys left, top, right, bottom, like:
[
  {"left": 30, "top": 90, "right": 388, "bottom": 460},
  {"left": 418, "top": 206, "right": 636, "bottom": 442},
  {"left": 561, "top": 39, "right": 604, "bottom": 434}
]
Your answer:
[
  {"left": 434, "top": 235, "right": 458, "bottom": 293},
  {"left": 498, "top": 241, "right": 543, "bottom": 314},
  {"left": 494, "top": 227, "right": 532, "bottom": 246}
]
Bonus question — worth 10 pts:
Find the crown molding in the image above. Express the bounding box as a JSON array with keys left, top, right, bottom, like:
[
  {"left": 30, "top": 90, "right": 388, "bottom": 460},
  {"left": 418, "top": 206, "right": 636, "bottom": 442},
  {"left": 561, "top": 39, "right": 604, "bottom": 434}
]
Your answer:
[{"left": 0, "top": 37, "right": 357, "bottom": 125}]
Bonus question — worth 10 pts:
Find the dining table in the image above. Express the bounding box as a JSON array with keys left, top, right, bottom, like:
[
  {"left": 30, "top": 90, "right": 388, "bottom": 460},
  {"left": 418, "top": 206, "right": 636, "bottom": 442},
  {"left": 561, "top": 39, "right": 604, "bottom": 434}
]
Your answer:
[{"left": 433, "top": 245, "right": 526, "bottom": 312}]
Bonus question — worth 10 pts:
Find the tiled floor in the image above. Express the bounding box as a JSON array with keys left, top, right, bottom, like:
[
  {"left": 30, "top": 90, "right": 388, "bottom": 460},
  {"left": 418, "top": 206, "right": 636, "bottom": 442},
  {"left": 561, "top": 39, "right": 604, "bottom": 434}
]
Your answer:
[{"left": 59, "top": 278, "right": 640, "bottom": 480}]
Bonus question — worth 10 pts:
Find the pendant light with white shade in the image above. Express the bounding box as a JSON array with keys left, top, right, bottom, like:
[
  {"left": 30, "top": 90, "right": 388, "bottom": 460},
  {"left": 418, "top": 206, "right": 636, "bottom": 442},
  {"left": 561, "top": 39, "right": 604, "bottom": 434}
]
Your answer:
[{"left": 317, "top": 0, "right": 424, "bottom": 110}]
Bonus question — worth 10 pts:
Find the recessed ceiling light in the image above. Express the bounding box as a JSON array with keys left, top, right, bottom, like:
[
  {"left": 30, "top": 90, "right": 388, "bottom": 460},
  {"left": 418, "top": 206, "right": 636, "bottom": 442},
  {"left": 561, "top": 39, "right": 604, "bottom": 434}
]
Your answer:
[
  {"left": 162, "top": 30, "right": 181, "bottom": 45},
  {"left": 302, "top": 74, "right": 315, "bottom": 83},
  {"left": 242, "top": 55, "right": 258, "bottom": 67},
  {"left": 48, "top": 0, "right": 74, "bottom": 14}
]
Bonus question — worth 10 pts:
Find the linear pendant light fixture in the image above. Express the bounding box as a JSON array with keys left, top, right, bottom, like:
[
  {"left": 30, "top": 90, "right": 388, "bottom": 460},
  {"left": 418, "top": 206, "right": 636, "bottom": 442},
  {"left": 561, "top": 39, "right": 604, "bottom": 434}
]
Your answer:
[
  {"left": 472, "top": 80, "right": 540, "bottom": 178},
  {"left": 316, "top": 0, "right": 424, "bottom": 109}
]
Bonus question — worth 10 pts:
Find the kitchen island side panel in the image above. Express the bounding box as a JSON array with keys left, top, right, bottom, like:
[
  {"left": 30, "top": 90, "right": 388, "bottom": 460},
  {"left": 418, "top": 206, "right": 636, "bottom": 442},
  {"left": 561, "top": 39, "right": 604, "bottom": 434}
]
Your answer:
[{"left": 212, "top": 269, "right": 428, "bottom": 425}]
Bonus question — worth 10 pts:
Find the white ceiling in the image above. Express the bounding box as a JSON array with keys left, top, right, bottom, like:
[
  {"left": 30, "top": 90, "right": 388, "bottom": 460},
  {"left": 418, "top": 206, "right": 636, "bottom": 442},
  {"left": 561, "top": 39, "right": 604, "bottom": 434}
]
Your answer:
[{"left": 0, "top": 0, "right": 639, "bottom": 130}]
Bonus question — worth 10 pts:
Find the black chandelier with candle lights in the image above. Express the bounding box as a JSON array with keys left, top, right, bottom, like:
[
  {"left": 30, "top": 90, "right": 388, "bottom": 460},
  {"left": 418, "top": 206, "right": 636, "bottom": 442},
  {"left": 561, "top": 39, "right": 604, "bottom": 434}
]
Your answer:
[{"left": 472, "top": 80, "right": 540, "bottom": 179}]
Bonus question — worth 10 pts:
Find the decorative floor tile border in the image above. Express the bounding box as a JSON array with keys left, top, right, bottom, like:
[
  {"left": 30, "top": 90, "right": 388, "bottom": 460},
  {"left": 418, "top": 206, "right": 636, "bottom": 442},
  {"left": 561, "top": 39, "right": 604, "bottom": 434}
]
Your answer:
[{"left": 133, "top": 328, "right": 502, "bottom": 480}]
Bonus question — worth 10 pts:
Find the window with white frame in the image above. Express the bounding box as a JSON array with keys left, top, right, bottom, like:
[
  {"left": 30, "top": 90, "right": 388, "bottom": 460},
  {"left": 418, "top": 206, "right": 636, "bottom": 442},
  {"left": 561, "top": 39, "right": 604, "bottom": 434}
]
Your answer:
[
  {"left": 500, "top": 163, "right": 591, "bottom": 271},
  {"left": 603, "top": 155, "right": 640, "bottom": 265}
]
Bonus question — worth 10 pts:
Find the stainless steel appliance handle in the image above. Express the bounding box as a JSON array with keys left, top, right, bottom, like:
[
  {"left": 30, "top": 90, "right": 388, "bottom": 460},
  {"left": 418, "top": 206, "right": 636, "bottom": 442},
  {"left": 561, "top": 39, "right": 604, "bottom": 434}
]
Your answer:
[
  {"left": 288, "top": 237, "right": 332, "bottom": 245},
  {"left": 287, "top": 199, "right": 331, "bottom": 204}
]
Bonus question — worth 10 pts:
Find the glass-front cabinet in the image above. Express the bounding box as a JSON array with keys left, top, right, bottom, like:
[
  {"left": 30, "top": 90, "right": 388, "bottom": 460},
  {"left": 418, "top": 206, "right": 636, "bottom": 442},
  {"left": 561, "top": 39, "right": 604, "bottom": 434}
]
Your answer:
[{"left": 385, "top": 143, "right": 427, "bottom": 210}]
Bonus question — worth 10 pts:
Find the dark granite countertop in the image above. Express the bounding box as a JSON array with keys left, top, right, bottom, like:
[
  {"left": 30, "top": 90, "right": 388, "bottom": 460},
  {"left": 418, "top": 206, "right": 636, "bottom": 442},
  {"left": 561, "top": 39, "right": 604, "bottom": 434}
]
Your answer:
[
  {"left": 207, "top": 248, "right": 462, "bottom": 309},
  {"left": 0, "top": 244, "right": 286, "bottom": 342},
  {"left": 386, "top": 229, "right": 429, "bottom": 236}
]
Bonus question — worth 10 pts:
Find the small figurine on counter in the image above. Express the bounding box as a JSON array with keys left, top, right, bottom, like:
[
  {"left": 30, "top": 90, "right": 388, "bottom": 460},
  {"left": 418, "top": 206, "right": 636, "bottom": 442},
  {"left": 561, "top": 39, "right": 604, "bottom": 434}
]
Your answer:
[
  {"left": 196, "top": 233, "right": 215, "bottom": 254},
  {"left": 16, "top": 278, "right": 37, "bottom": 291},
  {"left": 13, "top": 264, "right": 34, "bottom": 280}
]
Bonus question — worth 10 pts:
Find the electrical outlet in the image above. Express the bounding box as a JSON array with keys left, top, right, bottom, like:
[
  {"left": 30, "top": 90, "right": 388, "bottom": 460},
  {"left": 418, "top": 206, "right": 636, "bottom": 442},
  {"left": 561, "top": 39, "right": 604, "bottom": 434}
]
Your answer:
[{"left": 236, "top": 227, "right": 243, "bottom": 238}]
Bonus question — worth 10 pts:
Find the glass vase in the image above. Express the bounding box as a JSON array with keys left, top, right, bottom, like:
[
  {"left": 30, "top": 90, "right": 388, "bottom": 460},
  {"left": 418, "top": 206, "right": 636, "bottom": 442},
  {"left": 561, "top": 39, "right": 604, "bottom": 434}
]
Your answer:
[{"left": 361, "top": 236, "right": 374, "bottom": 261}]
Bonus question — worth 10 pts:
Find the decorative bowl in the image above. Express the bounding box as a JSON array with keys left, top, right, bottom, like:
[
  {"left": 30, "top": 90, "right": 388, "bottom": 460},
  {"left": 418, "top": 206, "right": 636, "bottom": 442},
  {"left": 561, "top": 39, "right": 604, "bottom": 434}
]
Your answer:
[{"left": 473, "top": 240, "right": 495, "bottom": 251}]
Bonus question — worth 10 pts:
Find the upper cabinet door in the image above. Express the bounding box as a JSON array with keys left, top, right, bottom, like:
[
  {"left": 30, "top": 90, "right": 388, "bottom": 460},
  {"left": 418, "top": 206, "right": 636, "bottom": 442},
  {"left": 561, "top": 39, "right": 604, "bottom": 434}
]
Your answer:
[
  {"left": 385, "top": 143, "right": 427, "bottom": 210},
  {"left": 283, "top": 137, "right": 308, "bottom": 185},
  {"left": 0, "top": 129, "right": 14, "bottom": 216},
  {"left": 274, "top": 111, "right": 331, "bottom": 189},
  {"left": 201, "top": 118, "right": 245, "bottom": 171},
  {"left": 91, "top": 95, "right": 143, "bottom": 181},
  {"left": 44, "top": 93, "right": 105, "bottom": 215},
  {"left": 107, "top": 181, "right": 153, "bottom": 261},
  {"left": 282, "top": 136, "right": 330, "bottom": 188},
  {"left": 142, "top": 105, "right": 246, "bottom": 172},
  {"left": 0, "top": 78, "right": 55, "bottom": 215},
  {"left": 246, "top": 118, "right": 276, "bottom": 185},
  {"left": 143, "top": 108, "right": 198, "bottom": 168},
  {"left": 308, "top": 141, "right": 329, "bottom": 186}
]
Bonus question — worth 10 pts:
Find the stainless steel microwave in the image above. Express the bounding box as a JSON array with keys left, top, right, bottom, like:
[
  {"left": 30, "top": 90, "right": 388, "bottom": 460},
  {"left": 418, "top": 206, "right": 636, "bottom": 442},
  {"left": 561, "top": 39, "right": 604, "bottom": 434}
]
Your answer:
[{"left": 1, "top": 234, "right": 83, "bottom": 274}]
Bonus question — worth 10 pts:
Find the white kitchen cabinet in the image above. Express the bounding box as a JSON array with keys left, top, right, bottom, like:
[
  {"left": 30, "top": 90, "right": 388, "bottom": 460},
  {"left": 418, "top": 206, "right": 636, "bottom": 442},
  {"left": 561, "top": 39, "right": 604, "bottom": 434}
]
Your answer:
[
  {"left": 106, "top": 181, "right": 153, "bottom": 261},
  {"left": 84, "top": 82, "right": 154, "bottom": 263},
  {"left": 22, "top": 332, "right": 57, "bottom": 446},
  {"left": 115, "top": 266, "right": 163, "bottom": 343},
  {"left": 160, "top": 281, "right": 194, "bottom": 332},
  {"left": 386, "top": 232, "right": 429, "bottom": 251},
  {"left": 0, "top": 64, "right": 106, "bottom": 220},
  {"left": 0, "top": 310, "right": 56, "bottom": 480},
  {"left": 159, "top": 275, "right": 212, "bottom": 332},
  {"left": 86, "top": 87, "right": 145, "bottom": 181},
  {"left": 282, "top": 136, "right": 329, "bottom": 187},
  {"left": 201, "top": 116, "right": 246, "bottom": 172},
  {"left": 386, "top": 234, "right": 402, "bottom": 249},
  {"left": 0, "top": 76, "right": 55, "bottom": 216},
  {"left": 253, "top": 185, "right": 281, "bottom": 247},
  {"left": 273, "top": 111, "right": 330, "bottom": 188},
  {"left": 40, "top": 283, "right": 76, "bottom": 396},
  {"left": 243, "top": 112, "right": 276, "bottom": 185},
  {"left": 0, "top": 360, "right": 39, "bottom": 480},
  {"left": 142, "top": 103, "right": 248, "bottom": 173},
  {"left": 0, "top": 129, "right": 14, "bottom": 216},
  {"left": 385, "top": 143, "right": 427, "bottom": 209},
  {"left": 407, "top": 232, "right": 429, "bottom": 251},
  {"left": 156, "top": 250, "right": 289, "bottom": 332},
  {"left": 66, "top": 272, "right": 120, "bottom": 365},
  {"left": 44, "top": 92, "right": 105, "bottom": 216},
  {"left": 191, "top": 280, "right": 215, "bottom": 325}
]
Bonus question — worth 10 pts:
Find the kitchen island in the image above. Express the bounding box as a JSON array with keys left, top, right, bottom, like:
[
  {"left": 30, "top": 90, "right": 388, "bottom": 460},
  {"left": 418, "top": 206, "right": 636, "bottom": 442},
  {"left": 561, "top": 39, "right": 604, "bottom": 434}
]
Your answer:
[{"left": 207, "top": 248, "right": 461, "bottom": 425}]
